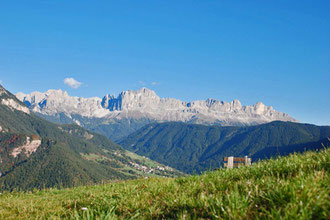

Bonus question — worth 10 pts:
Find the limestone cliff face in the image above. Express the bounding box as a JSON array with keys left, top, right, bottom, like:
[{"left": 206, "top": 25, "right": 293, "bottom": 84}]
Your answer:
[{"left": 16, "top": 87, "right": 298, "bottom": 126}]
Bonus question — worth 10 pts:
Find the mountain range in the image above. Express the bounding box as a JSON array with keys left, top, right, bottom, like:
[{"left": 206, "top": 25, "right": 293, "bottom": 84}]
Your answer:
[
  {"left": 119, "top": 121, "right": 330, "bottom": 174},
  {"left": 1, "top": 84, "right": 329, "bottom": 190},
  {"left": 16, "top": 88, "right": 298, "bottom": 141},
  {"left": 0, "top": 85, "right": 181, "bottom": 191}
]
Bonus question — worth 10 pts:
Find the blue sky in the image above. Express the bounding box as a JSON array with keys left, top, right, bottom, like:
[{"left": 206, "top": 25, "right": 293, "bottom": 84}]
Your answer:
[{"left": 0, "top": 0, "right": 329, "bottom": 125}]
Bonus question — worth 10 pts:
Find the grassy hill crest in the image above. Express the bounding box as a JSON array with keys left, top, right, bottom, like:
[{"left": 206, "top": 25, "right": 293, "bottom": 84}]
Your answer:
[{"left": 0, "top": 148, "right": 328, "bottom": 219}]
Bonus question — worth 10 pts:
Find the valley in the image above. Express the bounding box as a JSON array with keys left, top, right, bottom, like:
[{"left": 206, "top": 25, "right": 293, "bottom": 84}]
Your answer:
[
  {"left": 0, "top": 85, "right": 181, "bottom": 191},
  {"left": 120, "top": 121, "right": 330, "bottom": 173},
  {"left": 1, "top": 1, "right": 329, "bottom": 218}
]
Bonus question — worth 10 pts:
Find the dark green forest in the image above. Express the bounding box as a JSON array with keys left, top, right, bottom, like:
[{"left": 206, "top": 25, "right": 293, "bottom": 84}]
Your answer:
[{"left": 120, "top": 121, "right": 330, "bottom": 173}]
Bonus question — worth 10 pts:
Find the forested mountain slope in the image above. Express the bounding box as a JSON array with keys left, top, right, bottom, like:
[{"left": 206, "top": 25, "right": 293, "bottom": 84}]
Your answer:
[
  {"left": 0, "top": 85, "right": 181, "bottom": 191},
  {"left": 120, "top": 121, "right": 330, "bottom": 173}
]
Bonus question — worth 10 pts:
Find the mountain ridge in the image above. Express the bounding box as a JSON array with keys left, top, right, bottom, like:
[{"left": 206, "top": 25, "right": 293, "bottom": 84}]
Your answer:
[
  {"left": 16, "top": 87, "right": 298, "bottom": 141},
  {"left": 119, "top": 121, "right": 330, "bottom": 174}
]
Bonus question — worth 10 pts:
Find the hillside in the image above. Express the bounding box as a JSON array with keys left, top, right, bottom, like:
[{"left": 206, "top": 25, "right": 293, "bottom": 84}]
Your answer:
[
  {"left": 0, "top": 85, "right": 181, "bottom": 191},
  {"left": 0, "top": 148, "right": 329, "bottom": 219},
  {"left": 16, "top": 88, "right": 297, "bottom": 141},
  {"left": 120, "top": 121, "right": 330, "bottom": 173}
]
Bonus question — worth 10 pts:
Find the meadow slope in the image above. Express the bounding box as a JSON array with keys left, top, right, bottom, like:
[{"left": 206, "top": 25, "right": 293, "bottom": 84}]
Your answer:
[{"left": 0, "top": 148, "right": 329, "bottom": 219}]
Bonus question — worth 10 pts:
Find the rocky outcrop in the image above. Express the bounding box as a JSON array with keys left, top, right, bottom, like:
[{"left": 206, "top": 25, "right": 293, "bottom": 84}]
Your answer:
[
  {"left": 11, "top": 137, "right": 41, "bottom": 158},
  {"left": 1, "top": 98, "right": 30, "bottom": 114}
]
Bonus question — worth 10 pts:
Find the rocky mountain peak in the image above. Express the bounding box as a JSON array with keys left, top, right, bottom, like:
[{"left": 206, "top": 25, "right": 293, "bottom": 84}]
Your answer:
[
  {"left": 253, "top": 102, "right": 267, "bottom": 114},
  {"left": 121, "top": 87, "right": 158, "bottom": 99},
  {"left": 231, "top": 99, "right": 242, "bottom": 108},
  {"left": 16, "top": 87, "right": 298, "bottom": 126}
]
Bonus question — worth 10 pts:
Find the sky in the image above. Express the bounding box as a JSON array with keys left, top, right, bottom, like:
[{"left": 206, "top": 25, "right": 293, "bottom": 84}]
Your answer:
[{"left": 0, "top": 0, "right": 329, "bottom": 125}]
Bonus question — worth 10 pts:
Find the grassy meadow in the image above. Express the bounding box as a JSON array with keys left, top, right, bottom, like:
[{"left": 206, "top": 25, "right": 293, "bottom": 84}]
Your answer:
[{"left": 0, "top": 148, "right": 329, "bottom": 219}]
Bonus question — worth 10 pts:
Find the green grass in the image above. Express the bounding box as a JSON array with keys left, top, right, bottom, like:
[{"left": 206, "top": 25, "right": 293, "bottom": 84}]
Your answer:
[
  {"left": 0, "top": 148, "right": 329, "bottom": 219},
  {"left": 124, "top": 151, "right": 162, "bottom": 168}
]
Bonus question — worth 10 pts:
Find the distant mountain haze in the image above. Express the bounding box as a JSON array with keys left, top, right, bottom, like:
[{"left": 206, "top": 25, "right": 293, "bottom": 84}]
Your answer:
[{"left": 16, "top": 87, "right": 298, "bottom": 141}]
